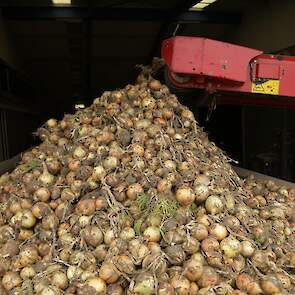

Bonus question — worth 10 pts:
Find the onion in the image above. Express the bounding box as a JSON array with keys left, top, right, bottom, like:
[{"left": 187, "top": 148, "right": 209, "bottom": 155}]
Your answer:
[
  {"left": 2, "top": 271, "right": 22, "bottom": 290},
  {"left": 260, "top": 276, "right": 281, "bottom": 294},
  {"left": 191, "top": 223, "right": 208, "bottom": 241},
  {"left": 270, "top": 207, "right": 285, "bottom": 219},
  {"left": 205, "top": 195, "right": 224, "bottom": 215},
  {"left": 182, "top": 237, "right": 200, "bottom": 254},
  {"left": 181, "top": 109, "right": 194, "bottom": 121},
  {"left": 20, "top": 209, "right": 36, "bottom": 228},
  {"left": 0, "top": 240, "right": 19, "bottom": 258},
  {"left": 78, "top": 215, "right": 92, "bottom": 227},
  {"left": 67, "top": 266, "right": 83, "bottom": 281},
  {"left": 103, "top": 156, "right": 119, "bottom": 170},
  {"left": 18, "top": 229, "right": 33, "bottom": 240},
  {"left": 129, "top": 240, "right": 150, "bottom": 263},
  {"left": 197, "top": 266, "right": 219, "bottom": 288},
  {"left": 194, "top": 183, "right": 210, "bottom": 203},
  {"left": 135, "top": 119, "right": 152, "bottom": 129},
  {"left": 114, "top": 255, "right": 135, "bottom": 274},
  {"left": 20, "top": 198, "right": 32, "bottom": 209},
  {"left": 191, "top": 253, "right": 206, "bottom": 266},
  {"left": 58, "top": 137, "right": 68, "bottom": 146},
  {"left": 39, "top": 286, "right": 60, "bottom": 295},
  {"left": 147, "top": 242, "right": 161, "bottom": 254},
  {"left": 232, "top": 254, "right": 246, "bottom": 273},
  {"left": 246, "top": 281, "right": 263, "bottom": 295},
  {"left": 80, "top": 270, "right": 96, "bottom": 282},
  {"left": 95, "top": 196, "right": 108, "bottom": 210},
  {"left": 157, "top": 179, "right": 172, "bottom": 193},
  {"left": 96, "top": 131, "right": 114, "bottom": 144},
  {"left": 20, "top": 266, "right": 36, "bottom": 279},
  {"left": 34, "top": 187, "right": 51, "bottom": 202},
  {"left": 99, "top": 262, "right": 120, "bottom": 283},
  {"left": 276, "top": 273, "right": 291, "bottom": 289},
  {"left": 183, "top": 258, "right": 203, "bottom": 281},
  {"left": 9, "top": 200, "right": 21, "bottom": 214},
  {"left": 32, "top": 202, "right": 51, "bottom": 219},
  {"left": 220, "top": 236, "right": 241, "bottom": 258},
  {"left": 92, "top": 165, "right": 106, "bottom": 181},
  {"left": 131, "top": 143, "right": 145, "bottom": 157},
  {"left": 236, "top": 273, "right": 253, "bottom": 291},
  {"left": 61, "top": 188, "right": 76, "bottom": 201},
  {"left": 42, "top": 213, "right": 59, "bottom": 230},
  {"left": 76, "top": 199, "right": 96, "bottom": 215},
  {"left": 57, "top": 223, "right": 69, "bottom": 238},
  {"left": 92, "top": 244, "right": 108, "bottom": 262},
  {"left": 148, "top": 79, "right": 162, "bottom": 91},
  {"left": 143, "top": 226, "right": 161, "bottom": 242},
  {"left": 165, "top": 245, "right": 186, "bottom": 265},
  {"left": 104, "top": 229, "right": 115, "bottom": 245},
  {"left": 38, "top": 242, "right": 51, "bottom": 257},
  {"left": 73, "top": 146, "right": 86, "bottom": 159},
  {"left": 158, "top": 282, "right": 174, "bottom": 295},
  {"left": 201, "top": 237, "right": 219, "bottom": 252},
  {"left": 39, "top": 163, "right": 55, "bottom": 185},
  {"left": 51, "top": 271, "right": 68, "bottom": 289},
  {"left": 58, "top": 248, "right": 71, "bottom": 262},
  {"left": 119, "top": 227, "right": 135, "bottom": 241},
  {"left": 46, "top": 118, "right": 57, "bottom": 128},
  {"left": 134, "top": 272, "right": 155, "bottom": 295},
  {"left": 146, "top": 214, "right": 162, "bottom": 227},
  {"left": 19, "top": 244, "right": 39, "bottom": 266},
  {"left": 209, "top": 223, "right": 228, "bottom": 241},
  {"left": 106, "top": 284, "right": 124, "bottom": 295},
  {"left": 126, "top": 183, "right": 144, "bottom": 200},
  {"left": 68, "top": 159, "right": 81, "bottom": 171},
  {"left": 223, "top": 216, "right": 241, "bottom": 230},
  {"left": 206, "top": 251, "right": 223, "bottom": 268},
  {"left": 240, "top": 240, "right": 255, "bottom": 257},
  {"left": 164, "top": 160, "right": 176, "bottom": 171},
  {"left": 170, "top": 274, "right": 190, "bottom": 295},
  {"left": 176, "top": 186, "right": 195, "bottom": 206},
  {"left": 82, "top": 225, "right": 103, "bottom": 247},
  {"left": 46, "top": 159, "right": 61, "bottom": 175}
]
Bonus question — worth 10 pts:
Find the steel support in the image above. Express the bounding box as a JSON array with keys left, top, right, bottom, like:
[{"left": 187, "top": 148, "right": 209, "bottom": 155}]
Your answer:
[{"left": 1, "top": 7, "right": 241, "bottom": 24}]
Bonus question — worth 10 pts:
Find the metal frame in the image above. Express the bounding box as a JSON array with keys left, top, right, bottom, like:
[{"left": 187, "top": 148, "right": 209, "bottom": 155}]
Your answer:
[
  {"left": 1, "top": 7, "right": 241, "bottom": 24},
  {"left": 0, "top": 110, "right": 9, "bottom": 161}
]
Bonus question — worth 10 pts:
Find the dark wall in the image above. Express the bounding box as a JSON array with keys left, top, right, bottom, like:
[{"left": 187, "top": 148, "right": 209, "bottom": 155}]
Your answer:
[
  {"left": 0, "top": 108, "right": 41, "bottom": 161},
  {"left": 243, "top": 106, "right": 295, "bottom": 181},
  {"left": 194, "top": 104, "right": 295, "bottom": 182}
]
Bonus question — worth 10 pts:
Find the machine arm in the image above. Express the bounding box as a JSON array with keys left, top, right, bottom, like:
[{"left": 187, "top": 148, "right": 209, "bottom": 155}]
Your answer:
[{"left": 162, "top": 36, "right": 295, "bottom": 106}]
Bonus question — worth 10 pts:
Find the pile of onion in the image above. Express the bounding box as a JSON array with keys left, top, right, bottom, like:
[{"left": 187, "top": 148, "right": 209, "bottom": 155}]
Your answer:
[{"left": 0, "top": 60, "right": 294, "bottom": 294}]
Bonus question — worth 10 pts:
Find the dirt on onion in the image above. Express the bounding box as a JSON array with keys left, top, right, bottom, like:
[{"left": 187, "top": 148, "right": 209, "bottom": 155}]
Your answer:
[{"left": 0, "top": 58, "right": 294, "bottom": 294}]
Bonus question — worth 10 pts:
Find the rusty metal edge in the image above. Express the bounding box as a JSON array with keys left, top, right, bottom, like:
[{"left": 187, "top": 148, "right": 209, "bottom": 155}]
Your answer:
[{"left": 233, "top": 166, "right": 295, "bottom": 189}]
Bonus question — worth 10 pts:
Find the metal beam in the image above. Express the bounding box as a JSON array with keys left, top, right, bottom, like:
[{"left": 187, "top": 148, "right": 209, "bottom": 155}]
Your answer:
[
  {"left": 28, "top": 57, "right": 147, "bottom": 62},
  {"left": 176, "top": 11, "right": 241, "bottom": 24},
  {"left": 1, "top": 7, "right": 169, "bottom": 20},
  {"left": 2, "top": 7, "right": 241, "bottom": 24}
]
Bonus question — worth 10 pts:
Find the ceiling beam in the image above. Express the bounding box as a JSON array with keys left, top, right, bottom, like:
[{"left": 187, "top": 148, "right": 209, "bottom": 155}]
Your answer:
[{"left": 2, "top": 7, "right": 241, "bottom": 24}]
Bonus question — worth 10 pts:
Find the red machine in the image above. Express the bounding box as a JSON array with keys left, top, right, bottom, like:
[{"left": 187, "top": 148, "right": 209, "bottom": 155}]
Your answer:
[{"left": 161, "top": 36, "right": 295, "bottom": 108}]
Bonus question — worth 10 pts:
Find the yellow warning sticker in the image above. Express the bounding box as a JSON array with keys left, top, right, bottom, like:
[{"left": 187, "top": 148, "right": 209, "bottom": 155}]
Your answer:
[{"left": 251, "top": 80, "right": 280, "bottom": 95}]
